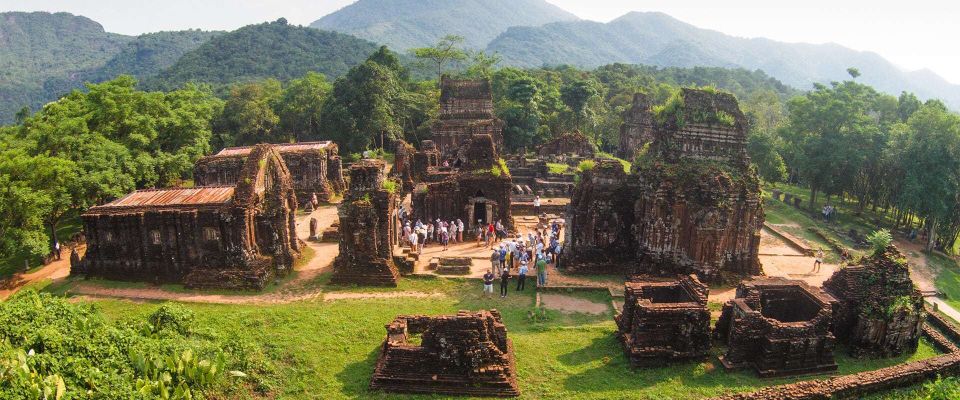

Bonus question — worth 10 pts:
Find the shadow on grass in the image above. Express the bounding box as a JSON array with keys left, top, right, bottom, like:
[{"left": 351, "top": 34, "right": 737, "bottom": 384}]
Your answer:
[{"left": 335, "top": 345, "right": 381, "bottom": 398}]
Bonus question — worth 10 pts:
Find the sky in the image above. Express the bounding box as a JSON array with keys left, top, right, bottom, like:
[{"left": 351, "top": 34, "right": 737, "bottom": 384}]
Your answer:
[{"left": 3, "top": 0, "right": 958, "bottom": 83}]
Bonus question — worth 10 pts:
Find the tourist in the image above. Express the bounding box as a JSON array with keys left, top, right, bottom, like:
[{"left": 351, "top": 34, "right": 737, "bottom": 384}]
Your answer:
[
  {"left": 516, "top": 259, "right": 528, "bottom": 291},
  {"left": 495, "top": 220, "right": 505, "bottom": 240},
  {"left": 311, "top": 192, "right": 319, "bottom": 208},
  {"left": 813, "top": 248, "right": 824, "bottom": 273},
  {"left": 536, "top": 255, "right": 548, "bottom": 287},
  {"left": 555, "top": 242, "right": 563, "bottom": 269},
  {"left": 409, "top": 230, "right": 420, "bottom": 254},
  {"left": 500, "top": 267, "right": 510, "bottom": 298},
  {"left": 403, "top": 222, "right": 412, "bottom": 246},
  {"left": 490, "top": 248, "right": 500, "bottom": 273},
  {"left": 457, "top": 219, "right": 465, "bottom": 242},
  {"left": 476, "top": 221, "right": 484, "bottom": 246},
  {"left": 416, "top": 226, "right": 426, "bottom": 253},
  {"left": 487, "top": 223, "right": 496, "bottom": 248},
  {"left": 533, "top": 195, "right": 541, "bottom": 215},
  {"left": 441, "top": 225, "right": 449, "bottom": 251},
  {"left": 504, "top": 249, "right": 513, "bottom": 276},
  {"left": 427, "top": 223, "right": 435, "bottom": 244},
  {"left": 483, "top": 269, "right": 495, "bottom": 298}
]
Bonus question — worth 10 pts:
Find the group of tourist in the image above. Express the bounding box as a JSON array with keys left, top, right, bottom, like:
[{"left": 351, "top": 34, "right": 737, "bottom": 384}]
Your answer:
[
  {"left": 482, "top": 219, "right": 563, "bottom": 298},
  {"left": 821, "top": 204, "right": 836, "bottom": 221}
]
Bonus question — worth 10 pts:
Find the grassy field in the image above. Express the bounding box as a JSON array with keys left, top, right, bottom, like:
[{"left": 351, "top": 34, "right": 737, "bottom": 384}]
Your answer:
[{"left": 48, "top": 274, "right": 939, "bottom": 400}]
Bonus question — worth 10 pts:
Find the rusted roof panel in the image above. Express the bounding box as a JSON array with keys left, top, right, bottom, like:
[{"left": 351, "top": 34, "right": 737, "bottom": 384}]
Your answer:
[
  {"left": 92, "top": 186, "right": 235, "bottom": 210},
  {"left": 216, "top": 141, "right": 333, "bottom": 156}
]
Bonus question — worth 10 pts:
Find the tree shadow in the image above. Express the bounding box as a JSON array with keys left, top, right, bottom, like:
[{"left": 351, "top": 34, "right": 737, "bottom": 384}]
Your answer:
[{"left": 334, "top": 345, "right": 381, "bottom": 398}]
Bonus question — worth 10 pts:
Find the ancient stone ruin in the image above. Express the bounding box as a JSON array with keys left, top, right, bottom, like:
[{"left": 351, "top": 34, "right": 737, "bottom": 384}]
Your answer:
[
  {"left": 74, "top": 144, "right": 301, "bottom": 289},
  {"left": 194, "top": 141, "right": 346, "bottom": 204},
  {"left": 431, "top": 76, "right": 504, "bottom": 156},
  {"left": 330, "top": 159, "right": 401, "bottom": 286},
  {"left": 823, "top": 244, "right": 925, "bottom": 357},
  {"left": 537, "top": 131, "right": 597, "bottom": 158},
  {"left": 412, "top": 134, "right": 513, "bottom": 230},
  {"left": 616, "top": 274, "right": 711, "bottom": 367},
  {"left": 715, "top": 277, "right": 839, "bottom": 377},
  {"left": 370, "top": 310, "right": 520, "bottom": 397},
  {"left": 566, "top": 88, "right": 762, "bottom": 282},
  {"left": 392, "top": 139, "right": 440, "bottom": 192},
  {"left": 618, "top": 93, "right": 655, "bottom": 160}
]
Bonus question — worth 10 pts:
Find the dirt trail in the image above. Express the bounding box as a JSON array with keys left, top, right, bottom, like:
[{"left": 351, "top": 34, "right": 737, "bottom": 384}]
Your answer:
[
  {"left": 539, "top": 293, "right": 609, "bottom": 314},
  {"left": 0, "top": 245, "right": 78, "bottom": 300}
]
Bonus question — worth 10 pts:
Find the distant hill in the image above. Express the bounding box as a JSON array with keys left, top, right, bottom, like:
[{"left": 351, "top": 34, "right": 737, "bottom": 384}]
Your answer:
[
  {"left": 310, "top": 0, "right": 578, "bottom": 50},
  {"left": 146, "top": 19, "right": 380, "bottom": 91},
  {"left": 0, "top": 12, "right": 131, "bottom": 122},
  {"left": 85, "top": 30, "right": 222, "bottom": 83},
  {"left": 487, "top": 12, "right": 960, "bottom": 108}
]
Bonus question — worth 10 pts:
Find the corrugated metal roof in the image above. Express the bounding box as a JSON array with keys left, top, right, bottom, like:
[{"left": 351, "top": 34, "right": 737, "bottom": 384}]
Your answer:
[
  {"left": 94, "top": 186, "right": 235, "bottom": 209},
  {"left": 216, "top": 141, "right": 333, "bottom": 156}
]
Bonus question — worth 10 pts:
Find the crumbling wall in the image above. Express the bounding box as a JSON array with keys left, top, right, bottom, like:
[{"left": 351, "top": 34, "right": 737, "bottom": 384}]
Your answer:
[
  {"left": 619, "top": 93, "right": 655, "bottom": 160},
  {"left": 714, "top": 277, "right": 839, "bottom": 378},
  {"left": 79, "top": 144, "right": 300, "bottom": 290},
  {"left": 616, "top": 274, "right": 711, "bottom": 366},
  {"left": 538, "top": 131, "right": 597, "bottom": 158},
  {"left": 330, "top": 159, "right": 400, "bottom": 286},
  {"left": 823, "top": 245, "right": 925, "bottom": 357},
  {"left": 432, "top": 76, "right": 504, "bottom": 156},
  {"left": 712, "top": 311, "right": 960, "bottom": 400},
  {"left": 412, "top": 134, "right": 513, "bottom": 230},
  {"left": 566, "top": 88, "right": 762, "bottom": 282},
  {"left": 370, "top": 310, "right": 520, "bottom": 397}
]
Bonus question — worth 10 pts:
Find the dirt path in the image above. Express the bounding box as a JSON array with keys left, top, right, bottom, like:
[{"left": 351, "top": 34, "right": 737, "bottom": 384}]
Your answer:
[
  {"left": 0, "top": 245, "right": 79, "bottom": 300},
  {"left": 539, "top": 293, "right": 609, "bottom": 314}
]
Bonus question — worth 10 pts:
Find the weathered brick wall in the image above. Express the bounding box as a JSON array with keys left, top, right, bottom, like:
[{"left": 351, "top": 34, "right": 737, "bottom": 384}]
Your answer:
[
  {"left": 619, "top": 93, "right": 654, "bottom": 160},
  {"left": 432, "top": 77, "right": 504, "bottom": 156},
  {"left": 712, "top": 311, "right": 960, "bottom": 400},
  {"left": 331, "top": 159, "right": 400, "bottom": 286},
  {"left": 714, "top": 277, "right": 839, "bottom": 378},
  {"left": 537, "top": 131, "right": 597, "bottom": 158},
  {"left": 370, "top": 310, "right": 520, "bottom": 397},
  {"left": 823, "top": 245, "right": 925, "bottom": 357},
  {"left": 616, "top": 275, "right": 711, "bottom": 366},
  {"left": 79, "top": 144, "right": 301, "bottom": 290}
]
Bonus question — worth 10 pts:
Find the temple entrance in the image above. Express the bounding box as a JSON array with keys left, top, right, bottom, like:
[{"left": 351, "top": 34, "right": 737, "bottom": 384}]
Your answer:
[{"left": 474, "top": 201, "right": 488, "bottom": 225}]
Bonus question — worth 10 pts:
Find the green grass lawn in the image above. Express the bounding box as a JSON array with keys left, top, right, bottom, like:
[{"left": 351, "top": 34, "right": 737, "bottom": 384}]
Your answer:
[{"left": 50, "top": 275, "right": 939, "bottom": 400}]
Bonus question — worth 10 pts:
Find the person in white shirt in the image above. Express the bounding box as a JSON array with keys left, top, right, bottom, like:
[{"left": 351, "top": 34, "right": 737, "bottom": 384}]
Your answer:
[
  {"left": 409, "top": 231, "right": 419, "bottom": 254},
  {"left": 533, "top": 195, "right": 541, "bottom": 215}
]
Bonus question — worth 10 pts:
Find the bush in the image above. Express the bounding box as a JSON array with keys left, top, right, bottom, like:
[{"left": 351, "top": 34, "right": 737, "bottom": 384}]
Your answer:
[
  {"left": 866, "top": 229, "right": 893, "bottom": 256},
  {"left": 382, "top": 179, "right": 398, "bottom": 194},
  {"left": 577, "top": 159, "right": 596, "bottom": 173},
  {"left": 148, "top": 303, "right": 195, "bottom": 335},
  {"left": 0, "top": 291, "right": 251, "bottom": 399}
]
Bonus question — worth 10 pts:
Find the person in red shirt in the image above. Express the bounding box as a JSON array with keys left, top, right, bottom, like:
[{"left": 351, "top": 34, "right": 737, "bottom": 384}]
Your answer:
[{"left": 487, "top": 223, "right": 496, "bottom": 248}]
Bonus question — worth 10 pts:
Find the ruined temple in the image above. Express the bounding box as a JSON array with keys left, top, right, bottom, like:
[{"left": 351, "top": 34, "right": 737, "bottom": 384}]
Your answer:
[
  {"left": 823, "top": 245, "right": 925, "bottom": 357},
  {"left": 616, "top": 275, "right": 711, "bottom": 367},
  {"left": 330, "top": 159, "right": 401, "bottom": 286},
  {"left": 194, "top": 141, "right": 346, "bottom": 203},
  {"left": 412, "top": 134, "right": 513, "bottom": 230},
  {"left": 370, "top": 310, "right": 520, "bottom": 397},
  {"left": 618, "top": 93, "right": 655, "bottom": 160},
  {"left": 715, "top": 277, "right": 839, "bottom": 377},
  {"left": 431, "top": 76, "right": 504, "bottom": 156},
  {"left": 537, "top": 131, "right": 597, "bottom": 158},
  {"left": 74, "top": 144, "right": 301, "bottom": 289},
  {"left": 392, "top": 139, "right": 440, "bottom": 192},
  {"left": 566, "top": 88, "right": 763, "bottom": 282}
]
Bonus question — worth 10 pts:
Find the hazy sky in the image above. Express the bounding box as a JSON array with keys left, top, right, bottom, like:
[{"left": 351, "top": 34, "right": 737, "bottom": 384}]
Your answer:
[{"left": 3, "top": 0, "right": 957, "bottom": 83}]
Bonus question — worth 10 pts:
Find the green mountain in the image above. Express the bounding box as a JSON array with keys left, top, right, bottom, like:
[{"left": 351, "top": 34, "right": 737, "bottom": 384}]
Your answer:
[
  {"left": 310, "top": 0, "right": 578, "bottom": 50},
  {"left": 487, "top": 12, "right": 960, "bottom": 108},
  {"left": 85, "top": 30, "right": 222, "bottom": 83},
  {"left": 0, "top": 12, "right": 219, "bottom": 124},
  {"left": 0, "top": 12, "right": 131, "bottom": 121},
  {"left": 146, "top": 19, "right": 380, "bottom": 91}
]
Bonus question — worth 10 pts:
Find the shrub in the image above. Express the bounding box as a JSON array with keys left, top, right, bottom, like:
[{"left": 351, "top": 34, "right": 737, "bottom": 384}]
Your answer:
[
  {"left": 577, "top": 159, "right": 596, "bottom": 173},
  {"left": 382, "top": 179, "right": 398, "bottom": 194},
  {"left": 148, "top": 303, "right": 195, "bottom": 335},
  {"left": 866, "top": 229, "right": 893, "bottom": 256}
]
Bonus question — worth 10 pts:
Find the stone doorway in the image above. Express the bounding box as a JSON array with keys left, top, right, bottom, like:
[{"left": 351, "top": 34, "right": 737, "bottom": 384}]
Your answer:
[{"left": 474, "top": 201, "right": 487, "bottom": 225}]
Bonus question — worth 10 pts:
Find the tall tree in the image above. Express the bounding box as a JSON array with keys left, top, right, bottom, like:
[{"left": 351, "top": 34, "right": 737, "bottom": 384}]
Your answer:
[
  {"left": 276, "top": 72, "right": 332, "bottom": 142},
  {"left": 411, "top": 35, "right": 467, "bottom": 84},
  {"left": 560, "top": 80, "right": 599, "bottom": 134},
  {"left": 214, "top": 80, "right": 283, "bottom": 147}
]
